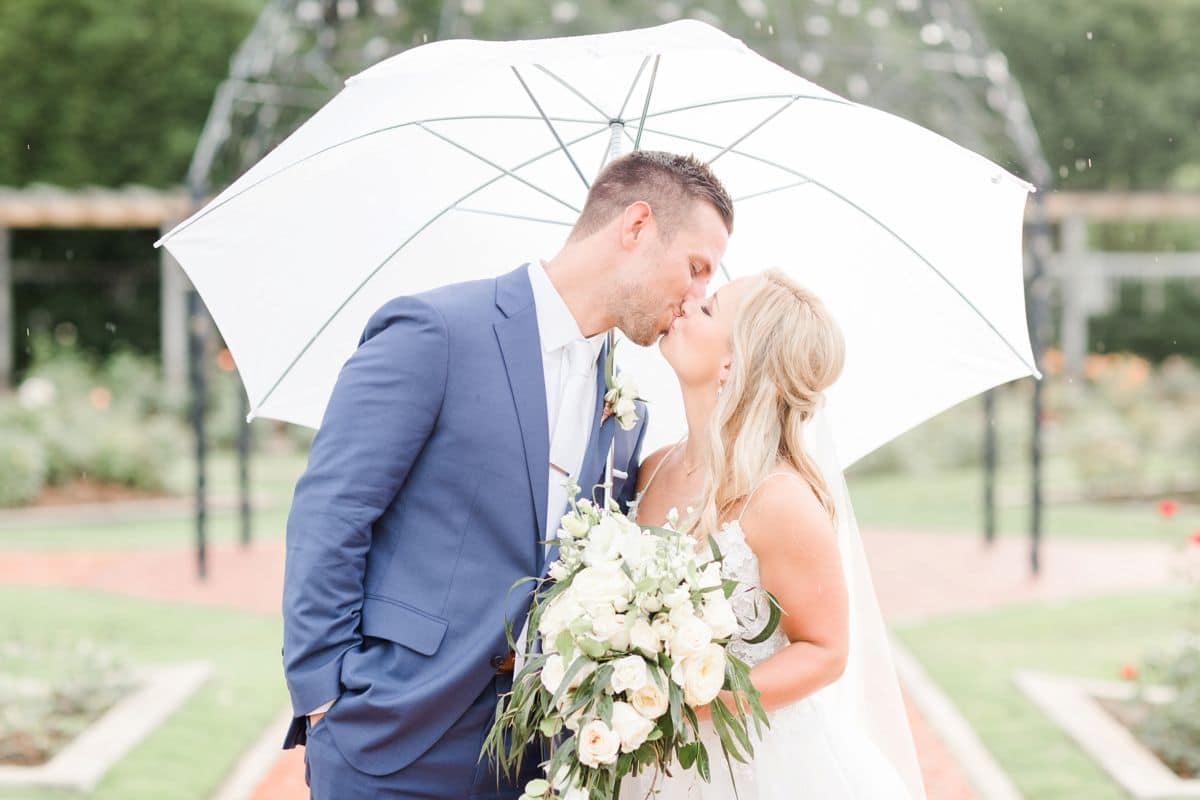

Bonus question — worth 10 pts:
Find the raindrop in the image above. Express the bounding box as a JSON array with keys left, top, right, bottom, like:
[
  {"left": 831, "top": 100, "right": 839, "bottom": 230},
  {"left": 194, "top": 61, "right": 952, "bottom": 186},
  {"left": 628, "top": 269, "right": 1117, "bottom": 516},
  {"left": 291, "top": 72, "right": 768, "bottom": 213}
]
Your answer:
[
  {"left": 896, "top": 0, "right": 920, "bottom": 11},
  {"left": 805, "top": 15, "right": 832, "bottom": 36},
  {"left": 551, "top": 1, "right": 577, "bottom": 23},
  {"left": 737, "top": 0, "right": 768, "bottom": 19},
  {"left": 983, "top": 51, "right": 1008, "bottom": 81},
  {"left": 105, "top": 322, "right": 117, "bottom": 333},
  {"left": 462, "top": 0, "right": 485, "bottom": 15},
  {"left": 372, "top": 0, "right": 399, "bottom": 15},
  {"left": 295, "top": 0, "right": 321, "bottom": 23},
  {"left": 846, "top": 74, "right": 870, "bottom": 99},
  {"left": 1085, "top": 31, "right": 1093, "bottom": 40},
  {"left": 919, "top": 23, "right": 945, "bottom": 46},
  {"left": 767, "top": 24, "right": 774, "bottom": 34},
  {"left": 837, "top": 0, "right": 861, "bottom": 16},
  {"left": 1074, "top": 158, "right": 1087, "bottom": 171},
  {"left": 1058, "top": 165, "right": 1069, "bottom": 178},
  {"left": 866, "top": 8, "right": 889, "bottom": 27},
  {"left": 951, "top": 29, "right": 972, "bottom": 51},
  {"left": 657, "top": 2, "right": 681, "bottom": 20},
  {"left": 363, "top": 36, "right": 389, "bottom": 62},
  {"left": 336, "top": 0, "right": 359, "bottom": 19},
  {"left": 800, "top": 52, "right": 825, "bottom": 76}
]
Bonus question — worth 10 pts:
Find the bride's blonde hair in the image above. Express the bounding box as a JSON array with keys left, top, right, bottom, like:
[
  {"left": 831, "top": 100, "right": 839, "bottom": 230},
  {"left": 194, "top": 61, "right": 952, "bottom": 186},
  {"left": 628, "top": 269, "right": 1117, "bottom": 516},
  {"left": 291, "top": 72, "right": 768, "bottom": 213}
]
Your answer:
[{"left": 692, "top": 270, "right": 845, "bottom": 538}]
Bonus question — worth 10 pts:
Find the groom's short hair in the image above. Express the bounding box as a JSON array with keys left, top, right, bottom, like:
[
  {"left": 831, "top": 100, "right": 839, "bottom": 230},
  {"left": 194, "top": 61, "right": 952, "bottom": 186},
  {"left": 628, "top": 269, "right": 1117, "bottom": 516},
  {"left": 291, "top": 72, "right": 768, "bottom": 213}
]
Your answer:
[{"left": 569, "top": 151, "right": 733, "bottom": 243}]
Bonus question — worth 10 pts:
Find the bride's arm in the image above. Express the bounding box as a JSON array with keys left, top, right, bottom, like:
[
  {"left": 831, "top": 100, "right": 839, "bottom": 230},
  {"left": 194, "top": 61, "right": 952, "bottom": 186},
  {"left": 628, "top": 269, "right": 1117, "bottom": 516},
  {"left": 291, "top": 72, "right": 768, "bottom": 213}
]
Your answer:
[{"left": 701, "top": 477, "right": 850, "bottom": 717}]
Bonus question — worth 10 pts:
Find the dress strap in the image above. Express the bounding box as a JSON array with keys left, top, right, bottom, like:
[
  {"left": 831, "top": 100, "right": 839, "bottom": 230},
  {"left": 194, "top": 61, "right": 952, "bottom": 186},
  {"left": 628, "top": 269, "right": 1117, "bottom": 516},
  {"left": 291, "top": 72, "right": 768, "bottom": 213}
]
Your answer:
[
  {"left": 736, "top": 471, "right": 805, "bottom": 524},
  {"left": 640, "top": 438, "right": 685, "bottom": 497}
]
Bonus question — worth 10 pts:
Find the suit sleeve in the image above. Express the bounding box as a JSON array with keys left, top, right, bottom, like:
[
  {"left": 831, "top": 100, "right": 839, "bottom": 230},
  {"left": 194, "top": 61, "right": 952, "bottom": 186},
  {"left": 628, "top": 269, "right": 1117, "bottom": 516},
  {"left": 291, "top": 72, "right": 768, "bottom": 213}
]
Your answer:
[
  {"left": 281, "top": 295, "right": 449, "bottom": 719},
  {"left": 615, "top": 400, "right": 650, "bottom": 512}
]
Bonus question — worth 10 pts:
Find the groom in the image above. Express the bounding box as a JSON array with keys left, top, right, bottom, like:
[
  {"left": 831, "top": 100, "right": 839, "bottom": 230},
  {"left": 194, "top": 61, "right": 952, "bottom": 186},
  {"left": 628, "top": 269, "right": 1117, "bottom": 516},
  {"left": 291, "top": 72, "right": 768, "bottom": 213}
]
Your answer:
[{"left": 281, "top": 151, "right": 732, "bottom": 798}]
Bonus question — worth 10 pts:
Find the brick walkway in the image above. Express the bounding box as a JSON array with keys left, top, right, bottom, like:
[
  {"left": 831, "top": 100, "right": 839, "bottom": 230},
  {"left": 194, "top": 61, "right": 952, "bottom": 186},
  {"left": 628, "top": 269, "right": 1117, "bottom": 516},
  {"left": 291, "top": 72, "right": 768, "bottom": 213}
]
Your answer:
[{"left": 0, "top": 528, "right": 1177, "bottom": 800}]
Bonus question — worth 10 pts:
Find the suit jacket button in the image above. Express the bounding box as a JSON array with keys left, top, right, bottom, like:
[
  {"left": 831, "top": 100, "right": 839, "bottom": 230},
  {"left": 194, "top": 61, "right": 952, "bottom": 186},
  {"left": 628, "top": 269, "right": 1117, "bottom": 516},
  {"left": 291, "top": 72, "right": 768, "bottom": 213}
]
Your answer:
[{"left": 489, "top": 655, "right": 505, "bottom": 668}]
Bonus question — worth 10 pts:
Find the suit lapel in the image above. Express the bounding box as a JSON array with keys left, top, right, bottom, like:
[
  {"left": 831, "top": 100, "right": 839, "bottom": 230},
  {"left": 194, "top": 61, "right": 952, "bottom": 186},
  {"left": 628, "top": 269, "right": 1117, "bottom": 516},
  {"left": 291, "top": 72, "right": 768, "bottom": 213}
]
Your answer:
[{"left": 494, "top": 267, "right": 549, "bottom": 568}]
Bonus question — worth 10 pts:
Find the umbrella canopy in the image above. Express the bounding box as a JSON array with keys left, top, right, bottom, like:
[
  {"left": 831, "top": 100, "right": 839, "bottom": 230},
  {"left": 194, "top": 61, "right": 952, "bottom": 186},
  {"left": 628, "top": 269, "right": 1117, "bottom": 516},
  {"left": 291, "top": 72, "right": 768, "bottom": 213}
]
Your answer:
[{"left": 158, "top": 19, "right": 1038, "bottom": 468}]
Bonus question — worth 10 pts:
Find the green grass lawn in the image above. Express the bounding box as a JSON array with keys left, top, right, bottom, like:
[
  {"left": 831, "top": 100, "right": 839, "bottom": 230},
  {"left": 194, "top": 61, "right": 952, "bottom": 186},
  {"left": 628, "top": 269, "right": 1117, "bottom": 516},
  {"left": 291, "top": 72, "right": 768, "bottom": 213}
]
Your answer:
[
  {"left": 849, "top": 465, "right": 1200, "bottom": 542},
  {"left": 0, "top": 586, "right": 288, "bottom": 800},
  {"left": 898, "top": 590, "right": 1195, "bottom": 799}
]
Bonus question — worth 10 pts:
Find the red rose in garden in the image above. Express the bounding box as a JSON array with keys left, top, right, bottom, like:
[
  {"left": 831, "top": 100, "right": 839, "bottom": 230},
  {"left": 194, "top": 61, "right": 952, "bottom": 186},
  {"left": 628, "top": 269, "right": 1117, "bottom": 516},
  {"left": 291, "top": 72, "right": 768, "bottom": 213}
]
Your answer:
[
  {"left": 1120, "top": 663, "right": 1138, "bottom": 681},
  {"left": 1158, "top": 499, "right": 1178, "bottom": 519},
  {"left": 1191, "top": 530, "right": 1200, "bottom": 546}
]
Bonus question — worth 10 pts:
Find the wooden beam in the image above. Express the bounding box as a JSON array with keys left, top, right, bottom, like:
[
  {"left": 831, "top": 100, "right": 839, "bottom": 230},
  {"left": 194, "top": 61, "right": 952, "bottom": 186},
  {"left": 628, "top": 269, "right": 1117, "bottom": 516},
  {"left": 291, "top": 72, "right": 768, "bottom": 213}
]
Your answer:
[{"left": 1032, "top": 192, "right": 1200, "bottom": 222}]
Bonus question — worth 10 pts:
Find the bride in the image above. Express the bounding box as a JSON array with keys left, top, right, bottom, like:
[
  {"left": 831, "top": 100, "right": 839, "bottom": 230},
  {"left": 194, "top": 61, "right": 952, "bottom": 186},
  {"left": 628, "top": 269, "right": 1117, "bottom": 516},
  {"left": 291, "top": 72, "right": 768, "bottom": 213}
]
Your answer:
[{"left": 620, "top": 270, "right": 926, "bottom": 799}]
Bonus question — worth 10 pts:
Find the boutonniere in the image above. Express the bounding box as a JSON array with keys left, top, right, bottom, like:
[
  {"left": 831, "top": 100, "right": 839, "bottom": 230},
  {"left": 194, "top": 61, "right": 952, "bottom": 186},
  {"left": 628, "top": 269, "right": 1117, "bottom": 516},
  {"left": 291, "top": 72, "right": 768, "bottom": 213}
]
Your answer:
[{"left": 601, "top": 342, "right": 641, "bottom": 431}]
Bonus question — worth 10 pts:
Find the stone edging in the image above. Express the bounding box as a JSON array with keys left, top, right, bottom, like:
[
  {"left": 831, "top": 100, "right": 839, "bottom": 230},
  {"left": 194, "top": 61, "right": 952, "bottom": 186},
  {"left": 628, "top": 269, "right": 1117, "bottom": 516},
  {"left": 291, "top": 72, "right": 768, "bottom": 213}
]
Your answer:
[
  {"left": 1015, "top": 670, "right": 1200, "bottom": 799},
  {"left": 890, "top": 636, "right": 1024, "bottom": 800},
  {"left": 0, "top": 661, "right": 212, "bottom": 792}
]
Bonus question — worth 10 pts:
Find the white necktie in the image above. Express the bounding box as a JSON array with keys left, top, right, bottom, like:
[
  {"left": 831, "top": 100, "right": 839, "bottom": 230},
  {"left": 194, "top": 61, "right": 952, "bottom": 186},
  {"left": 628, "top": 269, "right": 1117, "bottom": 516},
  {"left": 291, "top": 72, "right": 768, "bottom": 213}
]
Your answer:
[{"left": 546, "top": 339, "right": 596, "bottom": 550}]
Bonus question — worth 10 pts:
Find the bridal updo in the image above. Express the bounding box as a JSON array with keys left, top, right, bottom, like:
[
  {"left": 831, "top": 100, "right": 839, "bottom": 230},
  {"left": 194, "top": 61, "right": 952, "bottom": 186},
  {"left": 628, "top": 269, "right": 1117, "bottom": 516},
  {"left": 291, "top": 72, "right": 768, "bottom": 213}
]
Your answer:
[{"left": 693, "top": 270, "right": 846, "bottom": 538}]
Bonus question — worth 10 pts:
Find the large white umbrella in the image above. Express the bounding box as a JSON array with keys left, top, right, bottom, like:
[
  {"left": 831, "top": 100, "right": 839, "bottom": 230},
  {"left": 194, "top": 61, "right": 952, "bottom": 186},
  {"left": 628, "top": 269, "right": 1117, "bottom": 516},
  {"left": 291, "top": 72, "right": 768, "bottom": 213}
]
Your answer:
[{"left": 157, "top": 19, "right": 1039, "bottom": 468}]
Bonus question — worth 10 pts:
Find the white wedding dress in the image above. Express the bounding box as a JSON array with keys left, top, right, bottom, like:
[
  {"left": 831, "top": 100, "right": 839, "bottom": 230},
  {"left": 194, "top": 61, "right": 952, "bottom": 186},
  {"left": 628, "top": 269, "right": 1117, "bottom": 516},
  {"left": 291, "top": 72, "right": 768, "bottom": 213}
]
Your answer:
[{"left": 619, "top": 435, "right": 919, "bottom": 800}]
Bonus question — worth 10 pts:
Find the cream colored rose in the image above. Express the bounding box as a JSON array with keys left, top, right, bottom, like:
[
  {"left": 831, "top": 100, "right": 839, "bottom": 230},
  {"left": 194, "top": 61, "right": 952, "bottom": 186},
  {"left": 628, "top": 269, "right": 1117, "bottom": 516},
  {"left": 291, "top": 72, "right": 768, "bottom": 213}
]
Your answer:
[
  {"left": 697, "top": 561, "right": 723, "bottom": 590},
  {"left": 662, "top": 585, "right": 691, "bottom": 610},
  {"left": 683, "top": 643, "right": 727, "bottom": 706},
  {"left": 611, "top": 700, "right": 655, "bottom": 752},
  {"left": 558, "top": 513, "right": 591, "bottom": 540},
  {"left": 609, "top": 654, "right": 649, "bottom": 694},
  {"left": 670, "top": 615, "right": 713, "bottom": 660},
  {"left": 577, "top": 720, "right": 621, "bottom": 767},
  {"left": 572, "top": 564, "right": 633, "bottom": 608},
  {"left": 702, "top": 594, "right": 739, "bottom": 640},
  {"left": 582, "top": 516, "right": 624, "bottom": 565},
  {"left": 629, "top": 673, "right": 669, "bottom": 719},
  {"left": 629, "top": 618, "right": 660, "bottom": 656},
  {"left": 540, "top": 654, "right": 566, "bottom": 693}
]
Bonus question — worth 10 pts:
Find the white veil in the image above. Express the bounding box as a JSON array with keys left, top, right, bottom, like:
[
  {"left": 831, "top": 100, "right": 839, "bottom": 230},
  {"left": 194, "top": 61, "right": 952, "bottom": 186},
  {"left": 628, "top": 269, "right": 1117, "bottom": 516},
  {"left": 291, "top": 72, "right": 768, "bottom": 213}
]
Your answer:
[{"left": 804, "top": 401, "right": 928, "bottom": 800}]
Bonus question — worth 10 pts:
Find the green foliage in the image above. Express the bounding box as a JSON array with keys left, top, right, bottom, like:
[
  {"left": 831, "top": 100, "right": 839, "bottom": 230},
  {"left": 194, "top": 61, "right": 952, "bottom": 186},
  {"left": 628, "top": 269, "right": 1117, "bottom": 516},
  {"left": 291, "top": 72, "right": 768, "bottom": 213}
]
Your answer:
[
  {"left": 0, "top": 431, "right": 47, "bottom": 507},
  {"left": 1090, "top": 280, "right": 1200, "bottom": 363},
  {"left": 978, "top": 0, "right": 1200, "bottom": 191},
  {"left": 0, "top": 0, "right": 261, "bottom": 188},
  {"left": 1138, "top": 636, "right": 1200, "bottom": 779}
]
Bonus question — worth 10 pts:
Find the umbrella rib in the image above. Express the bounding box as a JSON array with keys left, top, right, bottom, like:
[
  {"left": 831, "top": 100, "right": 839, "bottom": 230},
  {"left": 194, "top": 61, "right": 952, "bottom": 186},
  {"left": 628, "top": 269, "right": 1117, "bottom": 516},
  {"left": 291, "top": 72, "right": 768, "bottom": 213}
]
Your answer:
[
  {"left": 251, "top": 124, "right": 614, "bottom": 417},
  {"left": 707, "top": 97, "right": 800, "bottom": 165},
  {"left": 643, "top": 126, "right": 1039, "bottom": 376},
  {"left": 512, "top": 67, "right": 591, "bottom": 190},
  {"left": 415, "top": 122, "right": 581, "bottom": 213},
  {"left": 735, "top": 179, "right": 812, "bottom": 203},
  {"left": 453, "top": 206, "right": 573, "bottom": 226},
  {"left": 157, "top": 113, "right": 603, "bottom": 246},
  {"left": 533, "top": 64, "right": 612, "bottom": 122},
  {"left": 633, "top": 55, "right": 662, "bottom": 150},
  {"left": 617, "top": 56, "right": 651, "bottom": 120},
  {"left": 644, "top": 93, "right": 852, "bottom": 123}
]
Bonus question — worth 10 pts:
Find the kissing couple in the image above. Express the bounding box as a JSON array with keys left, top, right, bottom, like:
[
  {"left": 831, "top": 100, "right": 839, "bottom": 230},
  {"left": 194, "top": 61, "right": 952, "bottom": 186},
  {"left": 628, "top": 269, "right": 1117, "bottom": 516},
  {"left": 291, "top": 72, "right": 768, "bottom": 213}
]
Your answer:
[{"left": 282, "top": 150, "right": 925, "bottom": 799}]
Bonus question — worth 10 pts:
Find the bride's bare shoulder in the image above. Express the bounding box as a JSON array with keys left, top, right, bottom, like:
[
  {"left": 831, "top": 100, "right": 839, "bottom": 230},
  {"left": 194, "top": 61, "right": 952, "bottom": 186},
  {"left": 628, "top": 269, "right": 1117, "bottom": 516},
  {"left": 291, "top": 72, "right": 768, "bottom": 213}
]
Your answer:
[
  {"left": 739, "top": 468, "right": 833, "bottom": 551},
  {"left": 636, "top": 445, "right": 676, "bottom": 493}
]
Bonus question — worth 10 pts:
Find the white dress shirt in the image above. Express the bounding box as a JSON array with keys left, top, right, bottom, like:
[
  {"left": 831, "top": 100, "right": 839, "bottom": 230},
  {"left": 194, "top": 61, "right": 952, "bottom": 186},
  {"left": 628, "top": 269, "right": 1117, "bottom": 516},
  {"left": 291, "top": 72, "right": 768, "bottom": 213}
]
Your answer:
[{"left": 526, "top": 258, "right": 606, "bottom": 544}]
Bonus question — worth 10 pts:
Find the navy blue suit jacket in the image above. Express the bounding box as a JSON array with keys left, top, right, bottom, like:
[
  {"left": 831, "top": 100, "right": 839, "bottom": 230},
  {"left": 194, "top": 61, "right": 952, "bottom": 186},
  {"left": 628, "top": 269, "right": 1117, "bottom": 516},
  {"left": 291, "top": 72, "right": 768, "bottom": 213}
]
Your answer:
[{"left": 281, "top": 264, "right": 647, "bottom": 776}]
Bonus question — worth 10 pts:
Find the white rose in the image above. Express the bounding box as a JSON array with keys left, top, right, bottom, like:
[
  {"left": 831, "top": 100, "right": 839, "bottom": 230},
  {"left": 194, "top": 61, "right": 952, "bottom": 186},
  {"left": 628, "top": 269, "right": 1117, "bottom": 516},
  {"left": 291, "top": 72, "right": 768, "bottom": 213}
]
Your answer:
[
  {"left": 558, "top": 514, "right": 591, "bottom": 540},
  {"left": 540, "top": 654, "right": 566, "bottom": 693},
  {"left": 548, "top": 561, "right": 570, "bottom": 581},
  {"left": 572, "top": 564, "right": 634, "bottom": 608},
  {"left": 683, "top": 643, "right": 727, "bottom": 706},
  {"left": 610, "top": 700, "right": 655, "bottom": 752},
  {"left": 702, "top": 595, "right": 739, "bottom": 640},
  {"left": 670, "top": 615, "right": 712, "bottom": 660},
  {"left": 651, "top": 615, "right": 675, "bottom": 644},
  {"left": 629, "top": 618, "right": 661, "bottom": 656},
  {"left": 577, "top": 720, "right": 621, "bottom": 767},
  {"left": 629, "top": 672, "right": 669, "bottom": 719},
  {"left": 697, "top": 562, "right": 722, "bottom": 590},
  {"left": 638, "top": 592, "right": 662, "bottom": 614},
  {"left": 615, "top": 396, "right": 637, "bottom": 419},
  {"left": 582, "top": 517, "right": 624, "bottom": 565},
  {"left": 591, "top": 610, "right": 629, "bottom": 651},
  {"left": 662, "top": 585, "right": 691, "bottom": 610},
  {"left": 609, "top": 654, "right": 649, "bottom": 694},
  {"left": 538, "top": 595, "right": 580, "bottom": 639}
]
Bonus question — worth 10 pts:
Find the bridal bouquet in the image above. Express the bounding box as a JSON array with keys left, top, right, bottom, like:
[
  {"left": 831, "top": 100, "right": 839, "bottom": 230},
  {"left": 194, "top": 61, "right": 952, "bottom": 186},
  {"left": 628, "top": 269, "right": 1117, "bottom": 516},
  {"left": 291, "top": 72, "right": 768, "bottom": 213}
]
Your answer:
[{"left": 483, "top": 480, "right": 782, "bottom": 799}]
